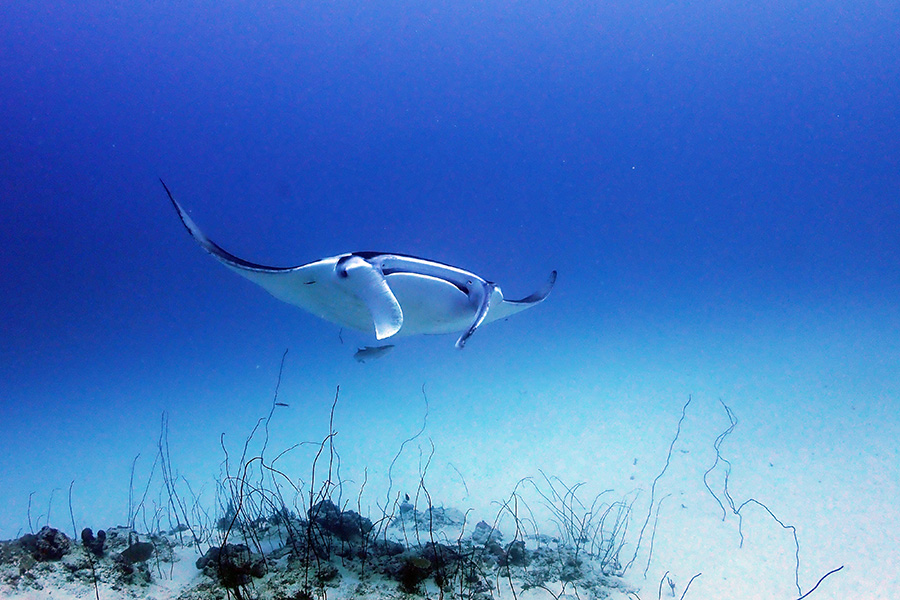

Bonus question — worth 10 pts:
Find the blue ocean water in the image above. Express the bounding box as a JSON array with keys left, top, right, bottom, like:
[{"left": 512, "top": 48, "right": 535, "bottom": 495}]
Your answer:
[{"left": 1, "top": 1, "right": 899, "bottom": 597}]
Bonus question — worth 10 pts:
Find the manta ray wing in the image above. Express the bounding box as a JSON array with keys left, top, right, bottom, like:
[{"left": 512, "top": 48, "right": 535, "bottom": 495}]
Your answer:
[
  {"left": 484, "top": 270, "right": 558, "bottom": 323},
  {"left": 161, "top": 179, "right": 395, "bottom": 335}
]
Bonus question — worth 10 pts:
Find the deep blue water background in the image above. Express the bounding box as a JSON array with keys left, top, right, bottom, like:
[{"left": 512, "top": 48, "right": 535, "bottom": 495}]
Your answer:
[{"left": 1, "top": 0, "right": 899, "bottom": 568}]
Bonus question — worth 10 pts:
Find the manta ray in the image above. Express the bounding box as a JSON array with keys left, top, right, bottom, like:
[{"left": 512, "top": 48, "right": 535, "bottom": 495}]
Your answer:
[{"left": 161, "top": 180, "right": 556, "bottom": 348}]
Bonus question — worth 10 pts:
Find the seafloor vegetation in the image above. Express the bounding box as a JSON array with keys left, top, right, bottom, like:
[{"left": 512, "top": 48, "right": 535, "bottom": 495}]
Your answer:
[
  {"left": 0, "top": 353, "right": 843, "bottom": 600},
  {"left": 0, "top": 405, "right": 642, "bottom": 600},
  {"left": 0, "top": 498, "right": 637, "bottom": 600}
]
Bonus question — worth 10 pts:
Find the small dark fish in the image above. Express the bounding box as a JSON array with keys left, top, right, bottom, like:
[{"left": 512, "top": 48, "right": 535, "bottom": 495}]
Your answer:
[
  {"left": 354, "top": 344, "right": 395, "bottom": 363},
  {"left": 275, "top": 402, "right": 289, "bottom": 407}
]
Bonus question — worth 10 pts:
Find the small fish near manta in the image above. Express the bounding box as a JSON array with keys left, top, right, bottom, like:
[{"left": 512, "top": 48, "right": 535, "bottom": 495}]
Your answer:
[
  {"left": 354, "top": 344, "right": 395, "bottom": 363},
  {"left": 160, "top": 180, "right": 556, "bottom": 348}
]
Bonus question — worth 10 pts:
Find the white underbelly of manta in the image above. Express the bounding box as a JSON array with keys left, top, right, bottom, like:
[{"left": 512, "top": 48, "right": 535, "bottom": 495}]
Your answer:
[
  {"left": 386, "top": 273, "right": 477, "bottom": 335},
  {"left": 302, "top": 272, "right": 477, "bottom": 337}
]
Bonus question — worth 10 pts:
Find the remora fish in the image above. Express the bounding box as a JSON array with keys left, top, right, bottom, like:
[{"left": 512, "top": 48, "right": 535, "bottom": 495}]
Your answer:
[{"left": 354, "top": 344, "right": 395, "bottom": 363}]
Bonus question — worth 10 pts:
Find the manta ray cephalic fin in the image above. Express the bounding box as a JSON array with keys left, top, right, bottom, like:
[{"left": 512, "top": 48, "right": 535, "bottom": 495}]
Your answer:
[
  {"left": 455, "top": 281, "right": 496, "bottom": 348},
  {"left": 335, "top": 255, "right": 403, "bottom": 339}
]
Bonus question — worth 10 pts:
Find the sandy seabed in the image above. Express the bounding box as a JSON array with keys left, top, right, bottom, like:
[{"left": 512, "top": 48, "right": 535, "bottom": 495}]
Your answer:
[{"left": 2, "top": 390, "right": 896, "bottom": 600}]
